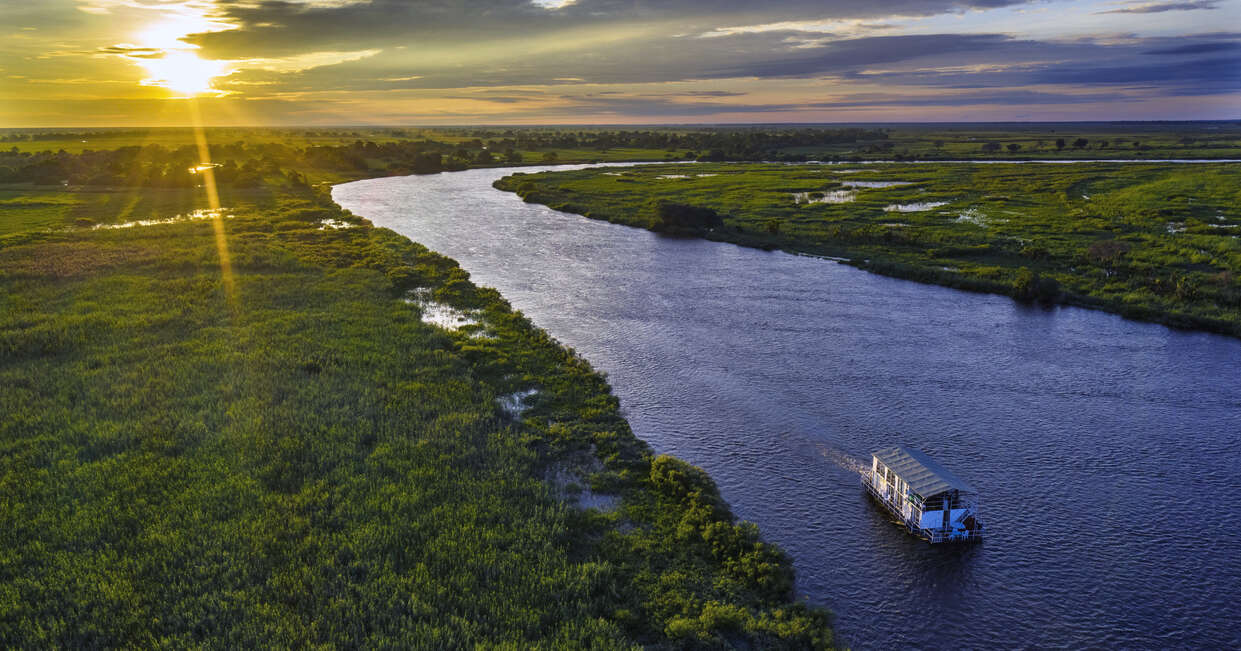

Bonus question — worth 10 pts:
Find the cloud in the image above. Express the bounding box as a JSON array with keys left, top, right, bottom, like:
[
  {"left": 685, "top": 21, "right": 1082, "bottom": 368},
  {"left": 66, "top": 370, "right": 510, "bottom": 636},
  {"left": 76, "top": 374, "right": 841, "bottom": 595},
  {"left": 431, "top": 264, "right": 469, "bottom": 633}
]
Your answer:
[
  {"left": 4, "top": 0, "right": 1238, "bottom": 124},
  {"left": 95, "top": 45, "right": 166, "bottom": 58},
  {"left": 185, "top": 0, "right": 1035, "bottom": 59},
  {"left": 1099, "top": 0, "right": 1219, "bottom": 13},
  {"left": 1143, "top": 41, "right": 1240, "bottom": 54}
]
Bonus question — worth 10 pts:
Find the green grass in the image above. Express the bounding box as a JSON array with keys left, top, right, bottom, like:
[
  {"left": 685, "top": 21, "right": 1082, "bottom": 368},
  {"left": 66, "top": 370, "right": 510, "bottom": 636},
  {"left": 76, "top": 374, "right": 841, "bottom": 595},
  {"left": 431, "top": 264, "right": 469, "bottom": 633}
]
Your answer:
[
  {"left": 496, "top": 161, "right": 1241, "bottom": 337},
  {"left": 0, "top": 176, "right": 832, "bottom": 646}
]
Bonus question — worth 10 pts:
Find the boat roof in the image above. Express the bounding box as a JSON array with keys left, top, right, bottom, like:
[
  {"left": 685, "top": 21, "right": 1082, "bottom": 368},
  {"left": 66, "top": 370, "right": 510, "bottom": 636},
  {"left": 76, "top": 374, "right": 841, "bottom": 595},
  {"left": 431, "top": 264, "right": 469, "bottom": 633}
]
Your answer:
[{"left": 872, "top": 446, "right": 976, "bottom": 497}]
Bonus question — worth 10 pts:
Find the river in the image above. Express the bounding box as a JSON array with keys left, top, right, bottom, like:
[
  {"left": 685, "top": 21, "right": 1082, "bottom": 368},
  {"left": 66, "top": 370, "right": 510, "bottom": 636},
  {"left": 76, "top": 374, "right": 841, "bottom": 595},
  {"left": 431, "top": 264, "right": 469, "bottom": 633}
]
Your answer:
[{"left": 334, "top": 164, "right": 1241, "bottom": 649}]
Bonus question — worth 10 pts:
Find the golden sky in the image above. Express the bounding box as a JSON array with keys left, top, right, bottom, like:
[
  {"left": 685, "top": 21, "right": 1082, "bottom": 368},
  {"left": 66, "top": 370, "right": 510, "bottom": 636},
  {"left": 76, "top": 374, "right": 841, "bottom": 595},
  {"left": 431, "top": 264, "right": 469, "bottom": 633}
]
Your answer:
[{"left": 1, "top": 0, "right": 1237, "bottom": 126}]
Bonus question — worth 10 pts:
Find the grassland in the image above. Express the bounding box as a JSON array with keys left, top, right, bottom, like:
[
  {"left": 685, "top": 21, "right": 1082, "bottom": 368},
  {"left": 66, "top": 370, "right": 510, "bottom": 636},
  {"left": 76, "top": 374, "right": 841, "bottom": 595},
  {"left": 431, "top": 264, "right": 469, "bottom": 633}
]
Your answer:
[
  {"left": 496, "top": 161, "right": 1241, "bottom": 337},
  {"left": 0, "top": 163, "right": 832, "bottom": 645}
]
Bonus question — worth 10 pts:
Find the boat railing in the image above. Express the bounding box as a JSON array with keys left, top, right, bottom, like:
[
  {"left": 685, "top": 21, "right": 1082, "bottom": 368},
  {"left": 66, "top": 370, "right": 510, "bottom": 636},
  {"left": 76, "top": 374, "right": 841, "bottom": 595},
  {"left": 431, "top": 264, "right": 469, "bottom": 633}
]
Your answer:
[{"left": 863, "top": 473, "right": 984, "bottom": 543}]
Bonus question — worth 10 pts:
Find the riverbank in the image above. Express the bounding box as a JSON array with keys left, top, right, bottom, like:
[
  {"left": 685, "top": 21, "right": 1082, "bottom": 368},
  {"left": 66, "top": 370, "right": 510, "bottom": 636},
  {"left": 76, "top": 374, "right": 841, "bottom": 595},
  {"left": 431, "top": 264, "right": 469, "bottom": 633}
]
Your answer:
[
  {"left": 0, "top": 178, "right": 833, "bottom": 646},
  {"left": 494, "top": 161, "right": 1241, "bottom": 338}
]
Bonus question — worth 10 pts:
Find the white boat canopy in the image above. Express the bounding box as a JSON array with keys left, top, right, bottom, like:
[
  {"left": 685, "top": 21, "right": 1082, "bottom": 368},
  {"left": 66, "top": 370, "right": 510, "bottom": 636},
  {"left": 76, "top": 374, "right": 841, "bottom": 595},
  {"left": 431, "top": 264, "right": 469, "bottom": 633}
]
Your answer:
[{"left": 873, "top": 446, "right": 976, "bottom": 497}]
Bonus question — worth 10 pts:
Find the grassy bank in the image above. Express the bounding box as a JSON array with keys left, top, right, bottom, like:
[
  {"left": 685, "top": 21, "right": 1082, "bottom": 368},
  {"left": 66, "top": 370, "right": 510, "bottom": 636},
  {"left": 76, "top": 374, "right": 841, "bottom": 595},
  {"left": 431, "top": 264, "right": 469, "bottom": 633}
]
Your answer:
[
  {"left": 495, "top": 162, "right": 1241, "bottom": 337},
  {"left": 0, "top": 175, "right": 832, "bottom": 645}
]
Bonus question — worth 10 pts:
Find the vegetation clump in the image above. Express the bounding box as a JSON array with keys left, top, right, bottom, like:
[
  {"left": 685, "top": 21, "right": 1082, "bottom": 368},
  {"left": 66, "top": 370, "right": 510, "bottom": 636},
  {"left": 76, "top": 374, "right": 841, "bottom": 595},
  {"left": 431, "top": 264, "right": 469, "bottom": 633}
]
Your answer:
[{"left": 650, "top": 200, "right": 724, "bottom": 233}]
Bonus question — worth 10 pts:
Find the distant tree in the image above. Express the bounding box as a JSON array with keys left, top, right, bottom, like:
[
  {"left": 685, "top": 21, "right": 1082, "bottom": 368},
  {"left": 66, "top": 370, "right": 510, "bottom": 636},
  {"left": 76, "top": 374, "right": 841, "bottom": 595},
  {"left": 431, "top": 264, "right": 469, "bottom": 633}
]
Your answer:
[
  {"left": 981, "top": 142, "right": 1001, "bottom": 153},
  {"left": 475, "top": 149, "right": 494, "bottom": 164},
  {"left": 504, "top": 149, "right": 522, "bottom": 163},
  {"left": 1055, "top": 138, "right": 1066, "bottom": 151},
  {"left": 1072, "top": 138, "right": 1089, "bottom": 149},
  {"left": 1006, "top": 143, "right": 1022, "bottom": 153},
  {"left": 542, "top": 151, "right": 558, "bottom": 162},
  {"left": 1086, "top": 240, "right": 1131, "bottom": 266}
]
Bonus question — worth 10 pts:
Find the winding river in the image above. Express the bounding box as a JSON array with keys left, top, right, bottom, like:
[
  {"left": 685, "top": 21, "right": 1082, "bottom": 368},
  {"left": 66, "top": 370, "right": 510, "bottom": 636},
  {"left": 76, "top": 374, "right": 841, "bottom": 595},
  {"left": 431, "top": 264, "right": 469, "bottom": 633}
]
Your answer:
[{"left": 334, "top": 164, "right": 1241, "bottom": 649}]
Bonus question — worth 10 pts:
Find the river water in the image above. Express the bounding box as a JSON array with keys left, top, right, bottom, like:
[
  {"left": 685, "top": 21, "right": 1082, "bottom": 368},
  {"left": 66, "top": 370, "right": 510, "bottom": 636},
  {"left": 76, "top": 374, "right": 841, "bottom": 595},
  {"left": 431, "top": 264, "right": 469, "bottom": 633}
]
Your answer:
[{"left": 334, "top": 164, "right": 1241, "bottom": 649}]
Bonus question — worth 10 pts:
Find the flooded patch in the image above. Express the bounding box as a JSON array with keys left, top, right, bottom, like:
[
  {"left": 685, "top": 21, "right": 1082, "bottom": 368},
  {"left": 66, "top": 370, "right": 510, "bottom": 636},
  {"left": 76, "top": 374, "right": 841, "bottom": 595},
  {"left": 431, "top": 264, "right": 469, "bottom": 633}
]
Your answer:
[
  {"left": 885, "top": 201, "right": 950, "bottom": 213},
  {"left": 318, "top": 219, "right": 356, "bottom": 230},
  {"left": 1166, "top": 222, "right": 1186, "bottom": 234},
  {"left": 92, "top": 208, "right": 231, "bottom": 230},
  {"left": 956, "top": 208, "right": 992, "bottom": 227},
  {"left": 497, "top": 389, "right": 538, "bottom": 417},
  {"left": 656, "top": 174, "right": 691, "bottom": 179},
  {"left": 545, "top": 452, "right": 621, "bottom": 513},
  {"left": 404, "top": 288, "right": 481, "bottom": 331},
  {"left": 793, "top": 190, "right": 858, "bottom": 204}
]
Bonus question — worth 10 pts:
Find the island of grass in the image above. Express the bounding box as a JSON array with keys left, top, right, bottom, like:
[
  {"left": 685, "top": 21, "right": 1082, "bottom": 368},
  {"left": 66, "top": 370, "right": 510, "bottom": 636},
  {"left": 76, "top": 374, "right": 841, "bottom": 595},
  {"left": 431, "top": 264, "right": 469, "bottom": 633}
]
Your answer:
[
  {"left": 495, "top": 161, "right": 1241, "bottom": 337},
  {"left": 0, "top": 169, "right": 832, "bottom": 646}
]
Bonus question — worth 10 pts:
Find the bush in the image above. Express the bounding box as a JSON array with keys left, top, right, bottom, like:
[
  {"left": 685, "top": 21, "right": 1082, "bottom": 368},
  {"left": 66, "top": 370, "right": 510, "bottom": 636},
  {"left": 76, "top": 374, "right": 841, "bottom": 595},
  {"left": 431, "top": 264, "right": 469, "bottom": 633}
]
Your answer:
[
  {"left": 649, "top": 200, "right": 723, "bottom": 233},
  {"left": 1013, "top": 267, "right": 1061, "bottom": 303}
]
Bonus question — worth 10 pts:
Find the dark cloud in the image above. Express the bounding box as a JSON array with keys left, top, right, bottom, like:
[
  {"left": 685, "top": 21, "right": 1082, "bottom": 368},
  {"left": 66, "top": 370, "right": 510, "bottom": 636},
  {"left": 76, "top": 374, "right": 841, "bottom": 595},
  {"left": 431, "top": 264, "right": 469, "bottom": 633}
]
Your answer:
[
  {"left": 1143, "top": 41, "right": 1240, "bottom": 54},
  {"left": 697, "top": 33, "right": 1020, "bottom": 79},
  {"left": 807, "top": 89, "right": 1134, "bottom": 108},
  {"left": 210, "top": 27, "right": 1241, "bottom": 111},
  {"left": 95, "top": 45, "right": 165, "bottom": 59},
  {"left": 553, "top": 95, "right": 803, "bottom": 116},
  {"left": 178, "top": 1, "right": 1241, "bottom": 120},
  {"left": 1099, "top": 0, "right": 1219, "bottom": 13},
  {"left": 1030, "top": 56, "right": 1241, "bottom": 90},
  {"left": 840, "top": 36, "right": 1241, "bottom": 97},
  {"left": 189, "top": 0, "right": 1033, "bottom": 58}
]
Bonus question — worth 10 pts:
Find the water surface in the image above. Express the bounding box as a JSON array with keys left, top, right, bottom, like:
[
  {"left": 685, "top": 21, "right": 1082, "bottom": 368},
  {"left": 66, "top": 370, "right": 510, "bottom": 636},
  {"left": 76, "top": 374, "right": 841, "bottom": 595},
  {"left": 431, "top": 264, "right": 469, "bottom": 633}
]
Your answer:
[{"left": 335, "top": 165, "right": 1241, "bottom": 649}]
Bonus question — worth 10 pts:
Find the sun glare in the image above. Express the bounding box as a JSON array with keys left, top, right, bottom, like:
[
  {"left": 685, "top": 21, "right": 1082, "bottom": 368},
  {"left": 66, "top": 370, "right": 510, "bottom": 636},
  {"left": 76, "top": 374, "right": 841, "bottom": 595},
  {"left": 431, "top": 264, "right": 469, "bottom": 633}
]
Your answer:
[
  {"left": 131, "top": 13, "right": 234, "bottom": 97},
  {"left": 139, "top": 50, "right": 230, "bottom": 96}
]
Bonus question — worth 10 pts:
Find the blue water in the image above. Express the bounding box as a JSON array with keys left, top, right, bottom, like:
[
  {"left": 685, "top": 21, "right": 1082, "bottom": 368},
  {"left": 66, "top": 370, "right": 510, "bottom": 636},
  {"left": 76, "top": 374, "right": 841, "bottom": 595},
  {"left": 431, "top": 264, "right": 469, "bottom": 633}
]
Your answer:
[{"left": 335, "top": 165, "right": 1241, "bottom": 649}]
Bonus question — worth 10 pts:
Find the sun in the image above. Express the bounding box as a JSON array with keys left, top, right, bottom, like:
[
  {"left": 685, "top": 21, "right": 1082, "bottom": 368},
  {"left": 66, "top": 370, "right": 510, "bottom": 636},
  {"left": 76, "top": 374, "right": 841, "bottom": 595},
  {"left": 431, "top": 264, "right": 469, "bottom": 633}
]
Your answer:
[
  {"left": 139, "top": 50, "right": 231, "bottom": 96},
  {"left": 130, "top": 12, "right": 234, "bottom": 97}
]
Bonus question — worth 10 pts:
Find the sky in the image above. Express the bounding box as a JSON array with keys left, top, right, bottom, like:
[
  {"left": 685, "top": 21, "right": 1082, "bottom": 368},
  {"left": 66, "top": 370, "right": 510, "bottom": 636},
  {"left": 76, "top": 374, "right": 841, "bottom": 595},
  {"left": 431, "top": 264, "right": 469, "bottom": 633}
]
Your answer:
[{"left": 1, "top": 0, "right": 1238, "bottom": 126}]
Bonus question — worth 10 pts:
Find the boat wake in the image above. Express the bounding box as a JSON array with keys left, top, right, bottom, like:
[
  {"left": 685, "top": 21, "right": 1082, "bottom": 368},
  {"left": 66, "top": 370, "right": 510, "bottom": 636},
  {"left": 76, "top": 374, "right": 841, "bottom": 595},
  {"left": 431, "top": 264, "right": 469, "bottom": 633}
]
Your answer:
[{"left": 816, "top": 442, "right": 870, "bottom": 481}]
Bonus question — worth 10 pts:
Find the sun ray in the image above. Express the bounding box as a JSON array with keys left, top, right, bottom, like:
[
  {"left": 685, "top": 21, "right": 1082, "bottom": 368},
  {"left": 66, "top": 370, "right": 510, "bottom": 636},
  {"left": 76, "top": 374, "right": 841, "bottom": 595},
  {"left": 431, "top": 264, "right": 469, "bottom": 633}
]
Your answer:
[{"left": 187, "top": 98, "right": 236, "bottom": 306}]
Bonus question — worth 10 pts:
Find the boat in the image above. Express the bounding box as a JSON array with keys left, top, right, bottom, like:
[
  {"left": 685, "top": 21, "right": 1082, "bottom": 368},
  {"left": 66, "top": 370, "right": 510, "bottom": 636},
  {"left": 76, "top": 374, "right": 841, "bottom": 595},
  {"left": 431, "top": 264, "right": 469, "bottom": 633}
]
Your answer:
[{"left": 863, "top": 446, "right": 984, "bottom": 543}]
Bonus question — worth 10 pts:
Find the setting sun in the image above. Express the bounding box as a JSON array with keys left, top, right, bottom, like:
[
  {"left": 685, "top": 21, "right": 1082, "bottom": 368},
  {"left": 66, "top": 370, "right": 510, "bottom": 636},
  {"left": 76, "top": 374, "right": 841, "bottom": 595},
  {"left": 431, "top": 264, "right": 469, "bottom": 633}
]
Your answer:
[
  {"left": 132, "top": 12, "right": 233, "bottom": 97},
  {"left": 138, "top": 50, "right": 230, "bottom": 96}
]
